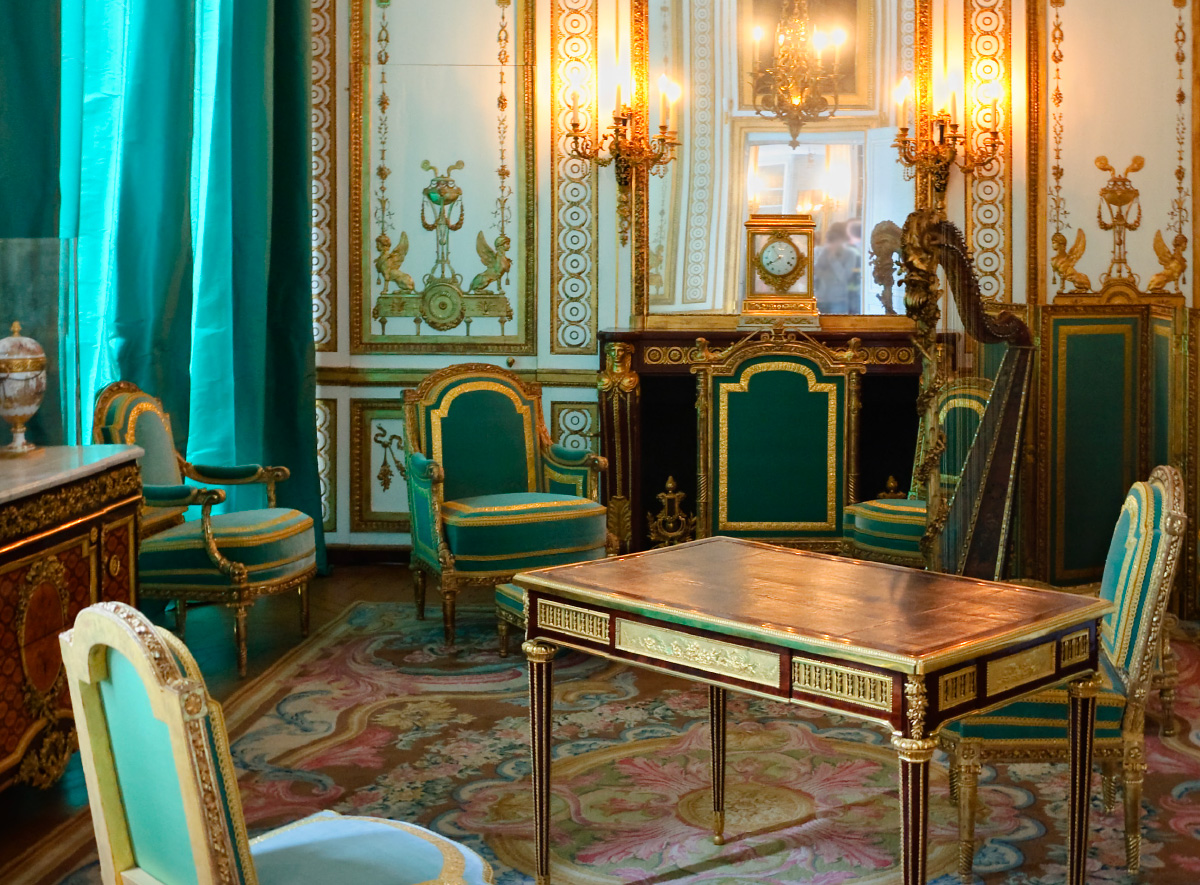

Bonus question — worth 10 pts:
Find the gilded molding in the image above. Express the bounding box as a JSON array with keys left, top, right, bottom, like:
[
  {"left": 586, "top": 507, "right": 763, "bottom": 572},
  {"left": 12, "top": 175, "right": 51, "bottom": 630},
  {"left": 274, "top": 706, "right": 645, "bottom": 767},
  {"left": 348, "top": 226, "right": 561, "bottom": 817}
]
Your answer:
[
  {"left": 311, "top": 0, "right": 336, "bottom": 350},
  {"left": 1060, "top": 629, "right": 1090, "bottom": 667},
  {"left": 615, "top": 618, "right": 782, "bottom": 687},
  {"left": 316, "top": 399, "right": 337, "bottom": 533},
  {"left": 965, "top": 0, "right": 1013, "bottom": 303},
  {"left": 317, "top": 365, "right": 598, "bottom": 388},
  {"left": 904, "top": 674, "right": 928, "bottom": 740},
  {"left": 938, "top": 665, "right": 978, "bottom": 710},
  {"left": 0, "top": 466, "right": 141, "bottom": 547},
  {"left": 537, "top": 599, "right": 609, "bottom": 642},
  {"left": 549, "top": 401, "right": 600, "bottom": 453},
  {"left": 791, "top": 658, "right": 893, "bottom": 711},
  {"left": 349, "top": 398, "right": 411, "bottom": 534},
  {"left": 550, "top": 0, "right": 599, "bottom": 353}
]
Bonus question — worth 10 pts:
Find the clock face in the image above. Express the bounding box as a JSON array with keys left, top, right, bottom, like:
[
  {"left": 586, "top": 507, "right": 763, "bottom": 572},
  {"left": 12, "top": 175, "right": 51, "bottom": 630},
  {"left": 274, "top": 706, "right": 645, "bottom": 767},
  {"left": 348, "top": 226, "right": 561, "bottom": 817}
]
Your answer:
[{"left": 760, "top": 239, "right": 800, "bottom": 276}]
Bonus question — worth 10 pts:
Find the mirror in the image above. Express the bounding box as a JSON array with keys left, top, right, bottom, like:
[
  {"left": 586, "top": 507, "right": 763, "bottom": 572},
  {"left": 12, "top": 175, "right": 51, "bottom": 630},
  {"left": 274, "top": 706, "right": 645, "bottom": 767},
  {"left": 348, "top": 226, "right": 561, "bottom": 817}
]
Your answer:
[{"left": 641, "top": 0, "right": 914, "bottom": 319}]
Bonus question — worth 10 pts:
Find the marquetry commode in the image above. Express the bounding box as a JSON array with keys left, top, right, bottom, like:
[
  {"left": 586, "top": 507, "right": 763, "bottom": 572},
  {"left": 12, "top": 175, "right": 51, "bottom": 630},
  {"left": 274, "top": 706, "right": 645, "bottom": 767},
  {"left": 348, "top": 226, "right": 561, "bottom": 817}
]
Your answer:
[{"left": 0, "top": 445, "right": 142, "bottom": 790}]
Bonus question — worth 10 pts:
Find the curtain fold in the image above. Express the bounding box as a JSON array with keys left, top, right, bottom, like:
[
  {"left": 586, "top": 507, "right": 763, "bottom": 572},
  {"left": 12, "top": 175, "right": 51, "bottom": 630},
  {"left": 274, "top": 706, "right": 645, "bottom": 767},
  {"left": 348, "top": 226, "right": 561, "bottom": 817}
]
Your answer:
[{"left": 69, "top": 0, "right": 327, "bottom": 570}]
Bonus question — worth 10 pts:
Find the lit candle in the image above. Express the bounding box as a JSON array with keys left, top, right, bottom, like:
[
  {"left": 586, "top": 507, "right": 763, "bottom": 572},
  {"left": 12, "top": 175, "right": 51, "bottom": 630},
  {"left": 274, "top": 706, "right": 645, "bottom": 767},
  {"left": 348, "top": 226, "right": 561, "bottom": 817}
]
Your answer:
[
  {"left": 949, "top": 90, "right": 957, "bottom": 123},
  {"left": 666, "top": 79, "right": 681, "bottom": 130},
  {"left": 831, "top": 27, "right": 846, "bottom": 71},
  {"left": 812, "top": 30, "right": 829, "bottom": 68},
  {"left": 893, "top": 76, "right": 911, "bottom": 128},
  {"left": 753, "top": 26, "right": 762, "bottom": 69},
  {"left": 615, "top": 83, "right": 622, "bottom": 114},
  {"left": 569, "top": 90, "right": 581, "bottom": 130},
  {"left": 658, "top": 74, "right": 669, "bottom": 127}
]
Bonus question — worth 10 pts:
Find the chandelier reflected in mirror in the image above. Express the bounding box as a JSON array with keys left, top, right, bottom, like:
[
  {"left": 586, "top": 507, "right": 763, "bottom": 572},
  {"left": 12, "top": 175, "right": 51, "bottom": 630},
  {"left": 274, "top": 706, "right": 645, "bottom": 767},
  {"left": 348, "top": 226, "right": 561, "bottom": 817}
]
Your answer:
[{"left": 749, "top": 0, "right": 846, "bottom": 149}]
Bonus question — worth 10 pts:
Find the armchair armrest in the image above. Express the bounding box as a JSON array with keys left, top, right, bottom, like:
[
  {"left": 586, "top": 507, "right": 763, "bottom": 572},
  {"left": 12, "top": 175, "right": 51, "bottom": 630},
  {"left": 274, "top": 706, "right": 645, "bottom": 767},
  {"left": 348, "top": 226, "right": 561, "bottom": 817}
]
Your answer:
[
  {"left": 404, "top": 452, "right": 448, "bottom": 571},
  {"left": 180, "top": 457, "right": 290, "bottom": 506},
  {"left": 142, "top": 484, "right": 225, "bottom": 508},
  {"left": 542, "top": 444, "right": 608, "bottom": 501}
]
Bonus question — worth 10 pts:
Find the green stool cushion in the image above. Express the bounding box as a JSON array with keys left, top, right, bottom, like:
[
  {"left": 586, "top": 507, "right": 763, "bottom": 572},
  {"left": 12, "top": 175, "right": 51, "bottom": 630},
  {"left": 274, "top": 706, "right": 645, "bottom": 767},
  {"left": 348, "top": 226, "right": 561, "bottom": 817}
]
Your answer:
[
  {"left": 251, "top": 810, "right": 493, "bottom": 885},
  {"left": 943, "top": 657, "right": 1126, "bottom": 742},
  {"left": 844, "top": 498, "right": 927, "bottom": 562},
  {"left": 495, "top": 582, "right": 526, "bottom": 622},
  {"left": 442, "top": 493, "right": 607, "bottom": 575},
  {"left": 140, "top": 508, "right": 316, "bottom": 590}
]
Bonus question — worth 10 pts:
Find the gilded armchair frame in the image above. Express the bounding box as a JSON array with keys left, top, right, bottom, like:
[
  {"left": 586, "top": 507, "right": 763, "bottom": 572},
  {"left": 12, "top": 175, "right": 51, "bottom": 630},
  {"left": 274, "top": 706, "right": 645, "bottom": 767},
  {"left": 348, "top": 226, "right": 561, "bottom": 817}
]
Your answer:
[
  {"left": 941, "top": 465, "right": 1187, "bottom": 878},
  {"left": 92, "top": 382, "right": 315, "bottom": 676},
  {"left": 691, "top": 329, "right": 866, "bottom": 549},
  {"left": 401, "top": 363, "right": 609, "bottom": 644}
]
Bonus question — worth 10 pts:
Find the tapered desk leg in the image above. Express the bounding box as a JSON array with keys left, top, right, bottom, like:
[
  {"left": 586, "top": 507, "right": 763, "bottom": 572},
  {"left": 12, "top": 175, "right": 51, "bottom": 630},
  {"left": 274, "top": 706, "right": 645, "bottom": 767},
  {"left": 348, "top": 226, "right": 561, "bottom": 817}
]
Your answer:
[
  {"left": 524, "top": 640, "right": 557, "bottom": 885},
  {"left": 1067, "top": 675, "right": 1100, "bottom": 885},
  {"left": 709, "top": 685, "right": 727, "bottom": 845},
  {"left": 892, "top": 735, "right": 939, "bottom": 885}
]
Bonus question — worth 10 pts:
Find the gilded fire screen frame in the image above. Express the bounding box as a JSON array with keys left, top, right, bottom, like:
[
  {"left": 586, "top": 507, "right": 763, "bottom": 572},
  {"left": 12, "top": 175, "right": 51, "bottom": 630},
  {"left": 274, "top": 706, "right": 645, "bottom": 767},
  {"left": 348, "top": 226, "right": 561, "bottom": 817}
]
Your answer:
[{"left": 348, "top": 0, "right": 537, "bottom": 355}]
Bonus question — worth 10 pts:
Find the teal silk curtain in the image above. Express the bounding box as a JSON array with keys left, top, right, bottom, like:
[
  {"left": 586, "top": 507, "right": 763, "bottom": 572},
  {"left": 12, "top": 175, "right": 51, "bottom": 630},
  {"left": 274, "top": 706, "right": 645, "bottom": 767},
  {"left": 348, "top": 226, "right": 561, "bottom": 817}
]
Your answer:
[{"left": 69, "top": 0, "right": 326, "bottom": 570}]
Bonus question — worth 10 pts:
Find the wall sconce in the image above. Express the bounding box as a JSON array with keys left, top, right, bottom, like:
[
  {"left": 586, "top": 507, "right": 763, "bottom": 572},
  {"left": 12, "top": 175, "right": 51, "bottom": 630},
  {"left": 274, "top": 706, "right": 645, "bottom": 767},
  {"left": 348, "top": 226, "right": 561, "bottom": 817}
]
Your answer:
[
  {"left": 892, "top": 76, "right": 1002, "bottom": 212},
  {"left": 567, "top": 77, "right": 682, "bottom": 245}
]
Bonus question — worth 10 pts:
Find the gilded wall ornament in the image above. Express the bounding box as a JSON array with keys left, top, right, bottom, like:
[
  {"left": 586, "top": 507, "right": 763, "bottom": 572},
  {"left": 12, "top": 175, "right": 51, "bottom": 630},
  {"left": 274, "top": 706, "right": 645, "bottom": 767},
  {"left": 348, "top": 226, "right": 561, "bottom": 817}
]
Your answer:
[{"left": 1051, "top": 228, "right": 1091, "bottom": 293}]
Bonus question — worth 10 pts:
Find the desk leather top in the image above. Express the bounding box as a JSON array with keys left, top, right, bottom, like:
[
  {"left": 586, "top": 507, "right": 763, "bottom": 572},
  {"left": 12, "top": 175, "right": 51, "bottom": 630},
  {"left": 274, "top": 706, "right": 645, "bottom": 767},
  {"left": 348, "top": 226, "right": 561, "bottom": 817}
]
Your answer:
[{"left": 516, "top": 536, "right": 1111, "bottom": 673}]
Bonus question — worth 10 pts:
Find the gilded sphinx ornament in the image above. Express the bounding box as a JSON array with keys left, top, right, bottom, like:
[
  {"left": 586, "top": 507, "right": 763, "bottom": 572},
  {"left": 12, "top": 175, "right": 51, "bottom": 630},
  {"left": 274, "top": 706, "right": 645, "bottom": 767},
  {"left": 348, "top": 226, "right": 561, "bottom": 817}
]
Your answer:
[
  {"left": 1050, "top": 228, "right": 1091, "bottom": 293},
  {"left": 372, "top": 160, "right": 514, "bottom": 335},
  {"left": 1148, "top": 230, "right": 1187, "bottom": 293}
]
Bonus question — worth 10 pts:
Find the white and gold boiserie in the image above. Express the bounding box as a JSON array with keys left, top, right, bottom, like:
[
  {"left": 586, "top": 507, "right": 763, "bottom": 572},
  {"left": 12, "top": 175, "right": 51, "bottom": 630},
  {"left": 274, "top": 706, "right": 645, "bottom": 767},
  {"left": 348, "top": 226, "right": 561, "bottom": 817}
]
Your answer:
[{"left": 0, "top": 321, "right": 47, "bottom": 456}]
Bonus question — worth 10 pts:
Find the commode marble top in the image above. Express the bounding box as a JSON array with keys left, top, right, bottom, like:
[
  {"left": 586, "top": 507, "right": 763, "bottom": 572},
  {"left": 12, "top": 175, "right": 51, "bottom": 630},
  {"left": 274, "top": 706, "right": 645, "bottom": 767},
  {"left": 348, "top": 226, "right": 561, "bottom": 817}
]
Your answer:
[{"left": 0, "top": 445, "right": 143, "bottom": 505}]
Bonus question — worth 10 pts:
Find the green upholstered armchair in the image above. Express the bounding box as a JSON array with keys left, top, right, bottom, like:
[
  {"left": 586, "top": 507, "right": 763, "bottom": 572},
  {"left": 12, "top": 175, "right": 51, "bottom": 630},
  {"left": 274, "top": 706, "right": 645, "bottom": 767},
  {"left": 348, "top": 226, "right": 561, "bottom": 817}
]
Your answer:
[
  {"left": 61, "top": 602, "right": 493, "bottom": 885},
  {"left": 402, "top": 364, "right": 610, "bottom": 645},
  {"left": 941, "top": 465, "right": 1186, "bottom": 879},
  {"left": 691, "top": 329, "right": 866, "bottom": 548},
  {"left": 842, "top": 375, "right": 992, "bottom": 566},
  {"left": 93, "top": 382, "right": 316, "bottom": 677}
]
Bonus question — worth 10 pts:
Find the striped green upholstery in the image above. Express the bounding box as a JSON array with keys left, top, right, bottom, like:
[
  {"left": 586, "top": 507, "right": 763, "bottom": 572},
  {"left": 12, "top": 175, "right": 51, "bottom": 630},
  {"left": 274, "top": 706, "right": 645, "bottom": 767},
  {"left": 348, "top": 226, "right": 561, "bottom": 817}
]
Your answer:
[
  {"left": 94, "top": 387, "right": 183, "bottom": 486},
  {"left": 442, "top": 493, "right": 606, "bottom": 576},
  {"left": 494, "top": 582, "right": 525, "bottom": 620},
  {"left": 1099, "top": 480, "right": 1162, "bottom": 680},
  {"left": 140, "top": 509, "right": 315, "bottom": 591},
  {"left": 843, "top": 497, "right": 926, "bottom": 563}
]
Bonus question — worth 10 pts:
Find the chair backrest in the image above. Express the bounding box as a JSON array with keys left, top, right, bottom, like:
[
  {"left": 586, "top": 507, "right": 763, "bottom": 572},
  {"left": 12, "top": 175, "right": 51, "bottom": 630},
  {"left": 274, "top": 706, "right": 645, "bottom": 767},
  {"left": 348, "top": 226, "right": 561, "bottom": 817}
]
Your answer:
[
  {"left": 909, "top": 375, "right": 992, "bottom": 499},
  {"left": 692, "top": 331, "right": 866, "bottom": 544},
  {"left": 60, "top": 602, "right": 256, "bottom": 885},
  {"left": 403, "top": 364, "right": 546, "bottom": 502},
  {"left": 93, "top": 381, "right": 184, "bottom": 486},
  {"left": 1098, "top": 465, "right": 1186, "bottom": 694}
]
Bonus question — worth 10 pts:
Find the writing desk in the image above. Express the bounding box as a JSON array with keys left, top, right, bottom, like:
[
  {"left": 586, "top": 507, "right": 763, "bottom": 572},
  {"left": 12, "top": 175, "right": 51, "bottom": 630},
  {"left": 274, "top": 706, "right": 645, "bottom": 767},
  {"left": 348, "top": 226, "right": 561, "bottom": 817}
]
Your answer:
[{"left": 515, "top": 536, "right": 1111, "bottom": 885}]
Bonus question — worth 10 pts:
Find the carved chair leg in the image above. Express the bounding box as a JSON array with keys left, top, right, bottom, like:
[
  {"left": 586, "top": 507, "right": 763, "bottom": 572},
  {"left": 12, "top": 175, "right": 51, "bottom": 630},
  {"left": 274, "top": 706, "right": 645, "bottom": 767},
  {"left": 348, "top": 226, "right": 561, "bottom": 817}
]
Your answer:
[
  {"left": 498, "top": 618, "right": 511, "bottom": 657},
  {"left": 175, "top": 599, "right": 188, "bottom": 637},
  {"left": 948, "top": 763, "right": 960, "bottom": 804},
  {"left": 412, "top": 568, "right": 427, "bottom": 620},
  {"left": 232, "top": 603, "right": 250, "bottom": 678},
  {"left": 299, "top": 583, "right": 310, "bottom": 637},
  {"left": 440, "top": 575, "right": 458, "bottom": 646},
  {"left": 955, "top": 742, "right": 982, "bottom": 883},
  {"left": 1101, "top": 759, "right": 1119, "bottom": 813},
  {"left": 1123, "top": 741, "right": 1146, "bottom": 874},
  {"left": 1157, "top": 630, "right": 1179, "bottom": 737}
]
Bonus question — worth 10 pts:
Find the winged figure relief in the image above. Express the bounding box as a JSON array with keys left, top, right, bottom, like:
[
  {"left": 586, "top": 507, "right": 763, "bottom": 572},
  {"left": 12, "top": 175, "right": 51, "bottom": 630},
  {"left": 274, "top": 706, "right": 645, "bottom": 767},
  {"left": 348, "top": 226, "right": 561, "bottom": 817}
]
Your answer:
[
  {"left": 1148, "top": 230, "right": 1188, "bottom": 292},
  {"left": 1051, "top": 228, "right": 1092, "bottom": 292},
  {"left": 375, "top": 232, "right": 416, "bottom": 294},
  {"left": 469, "top": 232, "right": 512, "bottom": 293}
]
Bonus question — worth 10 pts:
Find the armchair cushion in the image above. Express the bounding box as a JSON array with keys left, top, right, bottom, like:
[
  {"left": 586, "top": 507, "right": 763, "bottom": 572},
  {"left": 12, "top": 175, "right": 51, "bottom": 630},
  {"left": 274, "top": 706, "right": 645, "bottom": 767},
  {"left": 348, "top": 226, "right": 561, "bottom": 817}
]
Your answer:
[
  {"left": 442, "top": 492, "right": 606, "bottom": 575},
  {"left": 495, "top": 581, "right": 525, "bottom": 621},
  {"left": 140, "top": 508, "right": 315, "bottom": 590},
  {"left": 843, "top": 497, "right": 927, "bottom": 562},
  {"left": 250, "top": 810, "right": 493, "bottom": 885},
  {"left": 187, "top": 462, "right": 265, "bottom": 481}
]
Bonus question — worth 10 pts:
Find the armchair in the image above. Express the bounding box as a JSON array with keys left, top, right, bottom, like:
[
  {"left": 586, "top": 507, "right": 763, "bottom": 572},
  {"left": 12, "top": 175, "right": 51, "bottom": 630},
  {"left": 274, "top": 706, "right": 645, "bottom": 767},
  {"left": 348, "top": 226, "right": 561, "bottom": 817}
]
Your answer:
[
  {"left": 842, "top": 375, "right": 992, "bottom": 566},
  {"left": 93, "top": 382, "right": 316, "bottom": 676},
  {"left": 61, "top": 601, "right": 492, "bottom": 885},
  {"left": 691, "top": 328, "right": 866, "bottom": 548},
  {"left": 402, "top": 364, "right": 610, "bottom": 646},
  {"left": 941, "top": 465, "right": 1186, "bottom": 878}
]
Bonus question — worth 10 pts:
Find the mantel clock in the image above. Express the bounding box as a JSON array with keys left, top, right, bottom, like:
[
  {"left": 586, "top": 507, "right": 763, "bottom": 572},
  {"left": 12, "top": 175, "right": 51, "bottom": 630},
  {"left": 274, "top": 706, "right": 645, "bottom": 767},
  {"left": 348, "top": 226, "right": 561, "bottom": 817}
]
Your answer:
[{"left": 742, "top": 214, "right": 819, "bottom": 324}]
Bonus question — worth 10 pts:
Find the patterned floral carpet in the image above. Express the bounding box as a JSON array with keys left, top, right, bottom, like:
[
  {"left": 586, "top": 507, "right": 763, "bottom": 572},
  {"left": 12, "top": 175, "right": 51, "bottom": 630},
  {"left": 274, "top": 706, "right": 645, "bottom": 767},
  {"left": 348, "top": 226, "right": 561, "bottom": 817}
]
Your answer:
[{"left": 55, "top": 603, "right": 1200, "bottom": 883}]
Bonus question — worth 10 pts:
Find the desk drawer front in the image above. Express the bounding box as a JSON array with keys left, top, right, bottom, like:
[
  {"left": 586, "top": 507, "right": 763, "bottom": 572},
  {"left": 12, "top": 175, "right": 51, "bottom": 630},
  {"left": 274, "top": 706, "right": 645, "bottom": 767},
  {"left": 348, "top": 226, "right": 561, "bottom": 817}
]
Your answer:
[
  {"left": 536, "top": 599, "right": 610, "bottom": 644},
  {"left": 614, "top": 619, "right": 781, "bottom": 687}
]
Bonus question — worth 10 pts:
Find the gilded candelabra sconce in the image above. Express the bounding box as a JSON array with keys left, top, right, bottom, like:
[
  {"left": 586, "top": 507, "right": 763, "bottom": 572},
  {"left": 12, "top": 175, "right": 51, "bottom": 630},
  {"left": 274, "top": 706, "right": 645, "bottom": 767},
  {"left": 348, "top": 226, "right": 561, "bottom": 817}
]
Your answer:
[
  {"left": 892, "top": 78, "right": 1002, "bottom": 213},
  {"left": 748, "top": 0, "right": 846, "bottom": 149},
  {"left": 567, "top": 79, "right": 681, "bottom": 245},
  {"left": 647, "top": 476, "right": 697, "bottom": 548},
  {"left": 373, "top": 160, "right": 514, "bottom": 335}
]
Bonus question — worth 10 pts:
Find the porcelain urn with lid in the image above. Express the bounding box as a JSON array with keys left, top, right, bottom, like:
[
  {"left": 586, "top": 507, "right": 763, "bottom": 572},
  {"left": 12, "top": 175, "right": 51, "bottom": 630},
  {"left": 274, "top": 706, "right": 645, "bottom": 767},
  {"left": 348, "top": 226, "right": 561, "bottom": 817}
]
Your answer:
[{"left": 0, "top": 321, "right": 48, "bottom": 456}]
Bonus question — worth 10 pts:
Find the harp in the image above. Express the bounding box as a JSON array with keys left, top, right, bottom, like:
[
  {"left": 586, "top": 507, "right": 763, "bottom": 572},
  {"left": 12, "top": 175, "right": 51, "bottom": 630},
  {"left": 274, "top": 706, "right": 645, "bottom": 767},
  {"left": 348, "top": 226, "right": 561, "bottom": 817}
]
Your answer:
[{"left": 901, "top": 209, "right": 1033, "bottom": 580}]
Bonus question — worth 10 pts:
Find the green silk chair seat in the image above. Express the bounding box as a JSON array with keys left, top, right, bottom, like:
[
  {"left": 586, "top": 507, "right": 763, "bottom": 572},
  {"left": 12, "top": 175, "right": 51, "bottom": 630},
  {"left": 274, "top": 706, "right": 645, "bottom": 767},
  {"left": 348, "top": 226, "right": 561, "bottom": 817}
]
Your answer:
[
  {"left": 442, "top": 493, "right": 607, "bottom": 575},
  {"left": 843, "top": 498, "right": 927, "bottom": 563},
  {"left": 250, "top": 811, "right": 492, "bottom": 885},
  {"left": 140, "top": 508, "right": 315, "bottom": 590},
  {"left": 494, "top": 581, "right": 525, "bottom": 619}
]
